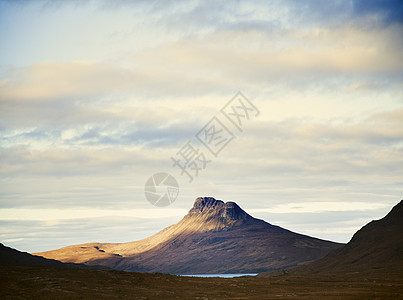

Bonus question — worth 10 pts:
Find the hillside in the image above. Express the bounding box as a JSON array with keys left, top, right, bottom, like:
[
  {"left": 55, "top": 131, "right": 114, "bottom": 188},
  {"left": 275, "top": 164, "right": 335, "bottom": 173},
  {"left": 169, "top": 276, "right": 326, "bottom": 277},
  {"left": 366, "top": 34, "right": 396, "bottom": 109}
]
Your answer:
[
  {"left": 0, "top": 243, "right": 107, "bottom": 270},
  {"left": 261, "top": 200, "right": 403, "bottom": 278}
]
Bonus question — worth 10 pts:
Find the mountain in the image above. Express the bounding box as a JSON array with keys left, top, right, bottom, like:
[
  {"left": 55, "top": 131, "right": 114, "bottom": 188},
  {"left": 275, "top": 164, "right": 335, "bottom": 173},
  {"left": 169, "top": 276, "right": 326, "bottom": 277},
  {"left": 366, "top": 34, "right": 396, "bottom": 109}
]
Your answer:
[
  {"left": 35, "top": 197, "right": 343, "bottom": 274},
  {"left": 261, "top": 200, "right": 403, "bottom": 278},
  {"left": 0, "top": 243, "right": 107, "bottom": 270}
]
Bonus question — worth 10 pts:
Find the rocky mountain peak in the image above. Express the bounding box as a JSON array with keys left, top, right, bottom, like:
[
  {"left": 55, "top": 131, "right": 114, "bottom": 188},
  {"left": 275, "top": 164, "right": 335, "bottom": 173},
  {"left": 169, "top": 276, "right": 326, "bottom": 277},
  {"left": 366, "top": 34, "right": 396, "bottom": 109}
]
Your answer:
[
  {"left": 222, "top": 201, "right": 247, "bottom": 220},
  {"left": 192, "top": 197, "right": 224, "bottom": 212},
  {"left": 189, "top": 197, "right": 252, "bottom": 222}
]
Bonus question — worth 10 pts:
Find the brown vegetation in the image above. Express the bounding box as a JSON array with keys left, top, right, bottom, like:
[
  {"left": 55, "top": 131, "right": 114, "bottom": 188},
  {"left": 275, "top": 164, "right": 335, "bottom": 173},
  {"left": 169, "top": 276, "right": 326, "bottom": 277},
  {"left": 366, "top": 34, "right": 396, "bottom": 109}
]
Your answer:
[{"left": 1, "top": 264, "right": 402, "bottom": 299}]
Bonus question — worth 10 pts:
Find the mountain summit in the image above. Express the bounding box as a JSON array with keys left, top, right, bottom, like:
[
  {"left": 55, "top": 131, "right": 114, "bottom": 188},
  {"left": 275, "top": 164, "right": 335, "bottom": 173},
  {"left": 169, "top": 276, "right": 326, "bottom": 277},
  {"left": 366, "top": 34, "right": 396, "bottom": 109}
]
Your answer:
[
  {"left": 190, "top": 197, "right": 251, "bottom": 221},
  {"left": 35, "top": 197, "right": 343, "bottom": 274},
  {"left": 180, "top": 197, "right": 254, "bottom": 232}
]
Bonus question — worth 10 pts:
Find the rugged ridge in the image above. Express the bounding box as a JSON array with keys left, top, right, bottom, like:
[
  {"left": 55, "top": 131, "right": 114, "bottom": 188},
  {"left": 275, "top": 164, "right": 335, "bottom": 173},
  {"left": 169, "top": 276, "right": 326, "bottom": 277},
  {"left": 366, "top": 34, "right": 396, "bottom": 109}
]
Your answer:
[
  {"left": 190, "top": 197, "right": 252, "bottom": 221},
  {"left": 35, "top": 197, "right": 343, "bottom": 274},
  {"left": 182, "top": 197, "right": 255, "bottom": 232}
]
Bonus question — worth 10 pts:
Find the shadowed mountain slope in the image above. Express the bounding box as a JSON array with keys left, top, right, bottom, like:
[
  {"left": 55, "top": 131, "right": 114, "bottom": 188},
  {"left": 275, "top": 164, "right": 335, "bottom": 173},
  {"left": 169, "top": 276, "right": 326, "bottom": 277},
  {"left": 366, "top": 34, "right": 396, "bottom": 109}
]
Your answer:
[
  {"left": 261, "top": 200, "right": 403, "bottom": 278},
  {"left": 35, "top": 197, "right": 343, "bottom": 274}
]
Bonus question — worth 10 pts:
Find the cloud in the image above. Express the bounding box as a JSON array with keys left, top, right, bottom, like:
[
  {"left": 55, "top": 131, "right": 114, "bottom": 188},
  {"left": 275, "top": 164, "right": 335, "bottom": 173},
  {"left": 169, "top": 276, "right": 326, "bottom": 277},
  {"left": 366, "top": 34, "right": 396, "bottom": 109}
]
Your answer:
[
  {"left": 352, "top": 0, "right": 403, "bottom": 26},
  {"left": 2, "top": 108, "right": 402, "bottom": 181},
  {"left": 249, "top": 201, "right": 392, "bottom": 214},
  {"left": 0, "top": 207, "right": 187, "bottom": 221},
  {"left": 0, "top": 145, "right": 170, "bottom": 178},
  {"left": 0, "top": 61, "right": 140, "bottom": 101},
  {"left": 0, "top": 214, "right": 185, "bottom": 252},
  {"left": 283, "top": 0, "right": 403, "bottom": 28},
  {"left": 2, "top": 25, "right": 400, "bottom": 114}
]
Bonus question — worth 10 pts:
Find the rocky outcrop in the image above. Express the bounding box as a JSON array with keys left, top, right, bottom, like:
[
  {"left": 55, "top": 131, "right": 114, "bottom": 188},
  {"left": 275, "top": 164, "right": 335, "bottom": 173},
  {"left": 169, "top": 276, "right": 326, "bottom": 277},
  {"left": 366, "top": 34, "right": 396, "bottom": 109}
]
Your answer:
[{"left": 190, "top": 197, "right": 251, "bottom": 220}]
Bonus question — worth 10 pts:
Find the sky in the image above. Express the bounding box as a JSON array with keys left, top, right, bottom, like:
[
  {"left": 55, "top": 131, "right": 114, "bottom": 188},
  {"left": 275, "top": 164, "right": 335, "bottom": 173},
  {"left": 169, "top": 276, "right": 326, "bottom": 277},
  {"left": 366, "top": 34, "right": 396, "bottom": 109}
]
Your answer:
[{"left": 0, "top": 0, "right": 402, "bottom": 253}]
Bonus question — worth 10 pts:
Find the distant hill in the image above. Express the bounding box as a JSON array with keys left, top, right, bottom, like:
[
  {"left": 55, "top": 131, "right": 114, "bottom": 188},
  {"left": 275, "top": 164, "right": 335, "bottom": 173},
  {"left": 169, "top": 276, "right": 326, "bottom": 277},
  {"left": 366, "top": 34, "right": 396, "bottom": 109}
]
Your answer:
[
  {"left": 35, "top": 197, "right": 342, "bottom": 274},
  {"left": 0, "top": 243, "right": 107, "bottom": 270},
  {"left": 261, "top": 200, "right": 403, "bottom": 278}
]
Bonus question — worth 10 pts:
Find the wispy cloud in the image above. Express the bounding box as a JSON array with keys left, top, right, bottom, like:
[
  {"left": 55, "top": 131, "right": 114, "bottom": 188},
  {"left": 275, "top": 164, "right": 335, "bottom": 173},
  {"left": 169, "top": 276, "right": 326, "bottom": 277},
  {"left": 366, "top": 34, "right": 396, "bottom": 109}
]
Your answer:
[{"left": 249, "top": 201, "right": 392, "bottom": 214}]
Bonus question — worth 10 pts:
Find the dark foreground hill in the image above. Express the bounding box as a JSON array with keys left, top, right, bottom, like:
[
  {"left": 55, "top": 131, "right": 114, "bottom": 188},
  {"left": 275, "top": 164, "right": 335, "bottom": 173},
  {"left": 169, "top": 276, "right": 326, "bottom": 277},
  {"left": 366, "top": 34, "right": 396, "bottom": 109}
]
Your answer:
[
  {"left": 35, "top": 197, "right": 343, "bottom": 274},
  {"left": 1, "top": 264, "right": 402, "bottom": 299},
  {"left": 261, "top": 200, "right": 403, "bottom": 279},
  {"left": 0, "top": 243, "right": 107, "bottom": 270}
]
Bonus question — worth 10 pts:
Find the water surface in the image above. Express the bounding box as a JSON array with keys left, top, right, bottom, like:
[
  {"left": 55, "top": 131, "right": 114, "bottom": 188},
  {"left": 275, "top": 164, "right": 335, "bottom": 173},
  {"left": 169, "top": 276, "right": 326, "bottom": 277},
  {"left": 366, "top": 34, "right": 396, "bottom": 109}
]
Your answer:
[{"left": 180, "top": 273, "right": 258, "bottom": 278}]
